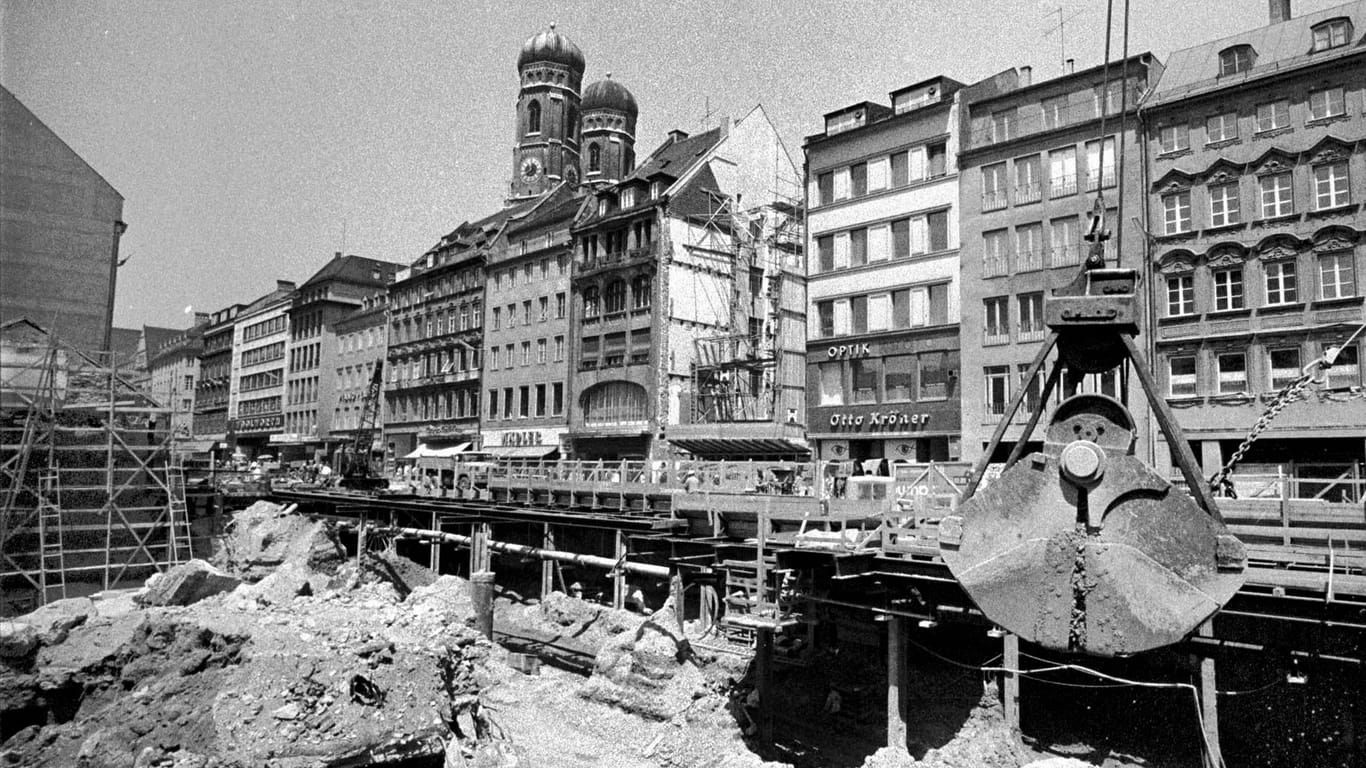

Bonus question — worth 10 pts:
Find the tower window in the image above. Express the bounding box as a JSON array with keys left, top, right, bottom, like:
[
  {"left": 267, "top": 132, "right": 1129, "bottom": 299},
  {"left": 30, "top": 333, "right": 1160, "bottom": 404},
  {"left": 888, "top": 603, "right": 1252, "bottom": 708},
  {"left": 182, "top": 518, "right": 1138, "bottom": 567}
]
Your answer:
[
  {"left": 588, "top": 142, "right": 602, "bottom": 172},
  {"left": 528, "top": 100, "right": 542, "bottom": 135}
]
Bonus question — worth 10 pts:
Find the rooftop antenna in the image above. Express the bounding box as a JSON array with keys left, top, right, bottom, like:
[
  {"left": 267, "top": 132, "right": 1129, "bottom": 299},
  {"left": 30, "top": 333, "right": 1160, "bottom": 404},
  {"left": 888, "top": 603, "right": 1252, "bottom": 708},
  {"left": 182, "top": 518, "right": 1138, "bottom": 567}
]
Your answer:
[
  {"left": 1044, "top": 7, "right": 1083, "bottom": 73},
  {"left": 702, "top": 96, "right": 718, "bottom": 130}
]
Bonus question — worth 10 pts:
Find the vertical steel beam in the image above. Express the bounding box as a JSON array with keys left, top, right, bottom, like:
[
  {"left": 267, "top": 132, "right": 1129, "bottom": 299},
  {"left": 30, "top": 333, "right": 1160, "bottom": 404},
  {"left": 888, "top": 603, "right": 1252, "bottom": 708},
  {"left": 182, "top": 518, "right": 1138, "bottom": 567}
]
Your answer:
[
  {"left": 1003, "top": 632, "right": 1020, "bottom": 732},
  {"left": 887, "top": 615, "right": 908, "bottom": 751},
  {"left": 755, "top": 627, "right": 774, "bottom": 744},
  {"left": 1195, "top": 621, "right": 1222, "bottom": 768},
  {"left": 541, "top": 524, "right": 555, "bottom": 598},
  {"left": 612, "top": 530, "right": 627, "bottom": 610}
]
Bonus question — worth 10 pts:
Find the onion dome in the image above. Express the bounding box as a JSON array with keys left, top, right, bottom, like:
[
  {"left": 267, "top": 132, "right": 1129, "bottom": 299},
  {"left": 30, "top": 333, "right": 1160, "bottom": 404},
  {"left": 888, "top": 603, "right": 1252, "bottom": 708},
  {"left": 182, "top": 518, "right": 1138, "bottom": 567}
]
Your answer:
[
  {"left": 517, "top": 23, "right": 585, "bottom": 73},
  {"left": 582, "top": 73, "right": 638, "bottom": 117}
]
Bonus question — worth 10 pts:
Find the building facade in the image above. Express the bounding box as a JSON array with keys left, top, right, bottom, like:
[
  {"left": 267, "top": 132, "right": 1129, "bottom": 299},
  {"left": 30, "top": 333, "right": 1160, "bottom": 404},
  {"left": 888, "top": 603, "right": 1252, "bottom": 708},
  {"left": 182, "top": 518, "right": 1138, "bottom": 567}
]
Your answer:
[
  {"left": 280, "top": 254, "right": 399, "bottom": 461},
  {"left": 567, "top": 107, "right": 807, "bottom": 461},
  {"left": 146, "top": 316, "right": 208, "bottom": 438},
  {"left": 803, "top": 76, "right": 978, "bottom": 466},
  {"left": 958, "top": 56, "right": 1159, "bottom": 463},
  {"left": 1143, "top": 0, "right": 1366, "bottom": 479},
  {"left": 331, "top": 293, "right": 389, "bottom": 448},
  {"left": 193, "top": 304, "right": 241, "bottom": 443},
  {"left": 483, "top": 184, "right": 582, "bottom": 460},
  {"left": 228, "top": 281, "right": 295, "bottom": 458},
  {"left": 0, "top": 85, "right": 127, "bottom": 354}
]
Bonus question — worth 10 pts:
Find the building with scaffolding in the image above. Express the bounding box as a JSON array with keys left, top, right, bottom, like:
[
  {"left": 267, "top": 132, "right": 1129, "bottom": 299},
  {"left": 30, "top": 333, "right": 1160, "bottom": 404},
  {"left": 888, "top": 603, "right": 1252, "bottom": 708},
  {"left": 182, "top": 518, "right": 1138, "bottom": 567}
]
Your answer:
[
  {"left": 1, "top": 319, "right": 197, "bottom": 614},
  {"left": 566, "top": 108, "right": 807, "bottom": 460}
]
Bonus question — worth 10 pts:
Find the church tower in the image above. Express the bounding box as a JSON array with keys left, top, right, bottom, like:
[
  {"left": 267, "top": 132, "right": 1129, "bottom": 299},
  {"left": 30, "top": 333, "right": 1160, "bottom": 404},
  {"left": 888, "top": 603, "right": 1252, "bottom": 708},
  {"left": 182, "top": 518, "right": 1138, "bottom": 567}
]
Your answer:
[
  {"left": 510, "top": 24, "right": 585, "bottom": 202},
  {"left": 580, "top": 74, "right": 638, "bottom": 187}
]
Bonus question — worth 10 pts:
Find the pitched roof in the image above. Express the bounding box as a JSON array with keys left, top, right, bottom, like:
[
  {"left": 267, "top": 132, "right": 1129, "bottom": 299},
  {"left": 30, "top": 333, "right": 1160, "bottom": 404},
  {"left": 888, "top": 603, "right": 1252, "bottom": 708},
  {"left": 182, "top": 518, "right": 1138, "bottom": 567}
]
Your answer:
[
  {"left": 300, "top": 254, "right": 402, "bottom": 289},
  {"left": 239, "top": 283, "right": 296, "bottom": 318},
  {"left": 140, "top": 325, "right": 179, "bottom": 359},
  {"left": 109, "top": 327, "right": 142, "bottom": 365},
  {"left": 623, "top": 127, "right": 723, "bottom": 185},
  {"left": 507, "top": 183, "right": 586, "bottom": 236},
  {"left": 1148, "top": 0, "right": 1366, "bottom": 105}
]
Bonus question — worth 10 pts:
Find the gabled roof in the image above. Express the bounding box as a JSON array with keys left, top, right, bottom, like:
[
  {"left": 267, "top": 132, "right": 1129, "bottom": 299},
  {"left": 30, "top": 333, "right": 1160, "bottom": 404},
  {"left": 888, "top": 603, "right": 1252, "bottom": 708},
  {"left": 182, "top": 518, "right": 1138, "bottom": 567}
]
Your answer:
[
  {"left": 300, "top": 255, "right": 402, "bottom": 289},
  {"left": 506, "top": 182, "right": 586, "bottom": 237},
  {"left": 141, "top": 325, "right": 179, "bottom": 358},
  {"left": 623, "top": 127, "right": 723, "bottom": 186},
  {"left": 1148, "top": 0, "right": 1366, "bottom": 105},
  {"left": 239, "top": 284, "right": 296, "bottom": 318},
  {"left": 1, "top": 84, "right": 122, "bottom": 201}
]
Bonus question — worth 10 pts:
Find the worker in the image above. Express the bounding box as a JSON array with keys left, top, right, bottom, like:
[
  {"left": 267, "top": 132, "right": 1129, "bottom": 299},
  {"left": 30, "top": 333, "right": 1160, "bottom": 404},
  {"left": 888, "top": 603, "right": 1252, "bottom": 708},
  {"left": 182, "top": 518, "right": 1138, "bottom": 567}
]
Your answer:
[
  {"left": 568, "top": 582, "right": 585, "bottom": 599},
  {"left": 742, "top": 686, "right": 761, "bottom": 736},
  {"left": 625, "top": 583, "right": 649, "bottom": 613},
  {"left": 682, "top": 469, "right": 701, "bottom": 493},
  {"left": 822, "top": 687, "right": 842, "bottom": 715}
]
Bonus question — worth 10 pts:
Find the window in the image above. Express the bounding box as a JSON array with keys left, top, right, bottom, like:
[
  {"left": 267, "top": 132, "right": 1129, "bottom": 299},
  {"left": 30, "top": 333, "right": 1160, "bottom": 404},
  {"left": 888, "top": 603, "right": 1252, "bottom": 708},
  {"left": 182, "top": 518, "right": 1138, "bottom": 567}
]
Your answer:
[
  {"left": 1320, "top": 252, "right": 1356, "bottom": 299},
  {"left": 539, "top": 296, "right": 549, "bottom": 321},
  {"left": 868, "top": 293, "right": 891, "bottom": 331},
  {"left": 1309, "top": 87, "right": 1345, "bottom": 120},
  {"left": 1016, "top": 223, "right": 1044, "bottom": 271},
  {"left": 928, "top": 142, "right": 947, "bottom": 177},
  {"left": 983, "top": 163, "right": 1008, "bottom": 210},
  {"left": 991, "top": 109, "right": 1015, "bottom": 142},
  {"left": 503, "top": 388, "right": 514, "bottom": 419},
  {"left": 1015, "top": 155, "right": 1042, "bottom": 203},
  {"left": 849, "top": 227, "right": 868, "bottom": 267},
  {"left": 1019, "top": 364, "right": 1044, "bottom": 415},
  {"left": 834, "top": 167, "right": 851, "bottom": 200},
  {"left": 1206, "top": 112, "right": 1238, "bottom": 142},
  {"left": 1163, "top": 191, "right": 1192, "bottom": 234},
  {"left": 583, "top": 286, "right": 600, "bottom": 317},
  {"left": 850, "top": 162, "right": 868, "bottom": 197},
  {"left": 1256, "top": 100, "right": 1289, "bottom": 132},
  {"left": 918, "top": 351, "right": 955, "bottom": 400},
  {"left": 536, "top": 338, "right": 547, "bottom": 364},
  {"left": 884, "top": 355, "right": 914, "bottom": 402},
  {"left": 1270, "top": 348, "right": 1301, "bottom": 389},
  {"left": 1313, "top": 162, "right": 1350, "bottom": 209},
  {"left": 1167, "top": 274, "right": 1195, "bottom": 316},
  {"left": 819, "top": 362, "right": 843, "bottom": 406},
  {"left": 817, "top": 301, "right": 834, "bottom": 337},
  {"left": 890, "top": 152, "right": 908, "bottom": 187},
  {"left": 816, "top": 171, "right": 834, "bottom": 205},
  {"left": 506, "top": 303, "right": 517, "bottom": 327},
  {"left": 1018, "top": 293, "right": 1044, "bottom": 339},
  {"left": 1208, "top": 182, "right": 1241, "bottom": 227},
  {"left": 604, "top": 280, "right": 627, "bottom": 314},
  {"left": 927, "top": 210, "right": 949, "bottom": 252},
  {"left": 556, "top": 292, "right": 566, "bottom": 318},
  {"left": 817, "top": 234, "right": 835, "bottom": 272},
  {"left": 552, "top": 382, "right": 564, "bottom": 416},
  {"left": 588, "top": 142, "right": 602, "bottom": 172},
  {"left": 1050, "top": 216, "right": 1081, "bottom": 267},
  {"left": 927, "top": 283, "right": 949, "bottom": 325},
  {"left": 1159, "top": 124, "right": 1189, "bottom": 153},
  {"left": 1218, "top": 46, "right": 1254, "bottom": 76},
  {"left": 983, "top": 229, "right": 1009, "bottom": 276},
  {"left": 852, "top": 358, "right": 881, "bottom": 403},
  {"left": 1049, "top": 147, "right": 1077, "bottom": 197},
  {"left": 984, "top": 297, "right": 1010, "bottom": 342},
  {"left": 527, "top": 100, "right": 541, "bottom": 134},
  {"left": 1313, "top": 19, "right": 1352, "bottom": 51},
  {"left": 554, "top": 335, "right": 565, "bottom": 361},
  {"left": 1326, "top": 343, "right": 1360, "bottom": 388},
  {"left": 535, "top": 384, "right": 547, "bottom": 417},
  {"left": 1264, "top": 260, "right": 1298, "bottom": 305},
  {"left": 1259, "top": 172, "right": 1294, "bottom": 218},
  {"left": 1085, "top": 137, "right": 1116, "bottom": 190},
  {"left": 1042, "top": 95, "right": 1068, "bottom": 130},
  {"left": 985, "top": 366, "right": 1011, "bottom": 415},
  {"left": 850, "top": 295, "right": 868, "bottom": 334},
  {"left": 1213, "top": 267, "right": 1244, "bottom": 311},
  {"left": 1169, "top": 356, "right": 1197, "bottom": 396},
  {"left": 833, "top": 299, "right": 851, "bottom": 335},
  {"left": 632, "top": 275, "right": 652, "bottom": 308}
]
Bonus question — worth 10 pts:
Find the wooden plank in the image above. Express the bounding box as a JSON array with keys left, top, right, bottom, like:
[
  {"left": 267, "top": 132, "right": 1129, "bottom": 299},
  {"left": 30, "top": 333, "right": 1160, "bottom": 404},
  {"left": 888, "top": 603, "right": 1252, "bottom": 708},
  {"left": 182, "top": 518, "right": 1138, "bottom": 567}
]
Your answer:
[{"left": 1244, "top": 566, "right": 1366, "bottom": 596}]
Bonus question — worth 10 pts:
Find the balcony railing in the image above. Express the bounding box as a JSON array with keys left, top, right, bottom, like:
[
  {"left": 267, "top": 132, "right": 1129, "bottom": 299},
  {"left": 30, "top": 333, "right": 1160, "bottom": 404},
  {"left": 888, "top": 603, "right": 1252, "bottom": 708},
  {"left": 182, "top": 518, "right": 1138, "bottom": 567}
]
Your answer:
[
  {"left": 1085, "top": 169, "right": 1117, "bottom": 191},
  {"left": 983, "top": 254, "right": 1009, "bottom": 277},
  {"left": 982, "top": 190, "right": 1008, "bottom": 212},
  {"left": 1015, "top": 183, "right": 1042, "bottom": 204},
  {"left": 1017, "top": 249, "right": 1044, "bottom": 272},
  {"left": 1018, "top": 328, "right": 1047, "bottom": 343},
  {"left": 1050, "top": 175, "right": 1078, "bottom": 198},
  {"left": 1050, "top": 245, "right": 1084, "bottom": 268},
  {"left": 984, "top": 331, "right": 1011, "bottom": 346}
]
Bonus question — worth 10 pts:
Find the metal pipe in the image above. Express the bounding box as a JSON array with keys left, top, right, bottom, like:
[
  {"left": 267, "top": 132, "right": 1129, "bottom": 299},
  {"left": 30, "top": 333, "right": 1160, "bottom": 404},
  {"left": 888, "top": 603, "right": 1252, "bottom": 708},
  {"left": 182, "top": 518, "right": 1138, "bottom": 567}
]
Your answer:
[
  {"left": 1187, "top": 635, "right": 1362, "bottom": 666},
  {"left": 373, "top": 524, "right": 671, "bottom": 579}
]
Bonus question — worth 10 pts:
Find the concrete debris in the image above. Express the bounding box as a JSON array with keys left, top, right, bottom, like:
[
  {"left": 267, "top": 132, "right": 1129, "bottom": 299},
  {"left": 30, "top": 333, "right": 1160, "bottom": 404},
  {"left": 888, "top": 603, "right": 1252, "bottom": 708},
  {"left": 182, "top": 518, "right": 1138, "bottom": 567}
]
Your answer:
[
  {"left": 13, "top": 597, "right": 93, "bottom": 646},
  {"left": 136, "top": 559, "right": 242, "bottom": 607},
  {"left": 0, "top": 622, "right": 39, "bottom": 661},
  {"left": 213, "top": 500, "right": 347, "bottom": 580}
]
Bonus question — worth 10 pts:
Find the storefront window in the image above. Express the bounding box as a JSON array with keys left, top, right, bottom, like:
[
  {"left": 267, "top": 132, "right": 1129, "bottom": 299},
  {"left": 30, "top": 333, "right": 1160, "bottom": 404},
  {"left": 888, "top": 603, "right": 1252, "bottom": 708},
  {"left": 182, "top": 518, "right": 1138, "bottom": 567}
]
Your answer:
[
  {"left": 819, "top": 362, "right": 843, "bottom": 405},
  {"left": 918, "top": 351, "right": 955, "bottom": 400},
  {"left": 885, "top": 355, "right": 914, "bottom": 402},
  {"left": 852, "top": 358, "right": 881, "bottom": 403}
]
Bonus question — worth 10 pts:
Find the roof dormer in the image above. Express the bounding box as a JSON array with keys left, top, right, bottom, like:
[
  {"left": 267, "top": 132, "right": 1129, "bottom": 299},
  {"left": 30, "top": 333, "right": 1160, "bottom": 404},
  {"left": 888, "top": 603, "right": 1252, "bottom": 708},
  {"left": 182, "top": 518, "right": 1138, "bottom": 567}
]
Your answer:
[{"left": 1218, "top": 44, "right": 1255, "bottom": 76}]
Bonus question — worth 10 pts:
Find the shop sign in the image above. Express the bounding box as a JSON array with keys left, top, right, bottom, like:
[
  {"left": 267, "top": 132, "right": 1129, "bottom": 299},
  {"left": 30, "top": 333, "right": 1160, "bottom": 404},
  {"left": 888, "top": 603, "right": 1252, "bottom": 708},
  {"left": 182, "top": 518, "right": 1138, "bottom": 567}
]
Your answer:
[
  {"left": 419, "top": 422, "right": 469, "bottom": 437},
  {"left": 828, "top": 410, "right": 931, "bottom": 430},
  {"left": 827, "top": 343, "right": 871, "bottom": 359},
  {"left": 230, "top": 415, "right": 282, "bottom": 433},
  {"left": 269, "top": 432, "right": 303, "bottom": 444},
  {"left": 486, "top": 427, "right": 565, "bottom": 447}
]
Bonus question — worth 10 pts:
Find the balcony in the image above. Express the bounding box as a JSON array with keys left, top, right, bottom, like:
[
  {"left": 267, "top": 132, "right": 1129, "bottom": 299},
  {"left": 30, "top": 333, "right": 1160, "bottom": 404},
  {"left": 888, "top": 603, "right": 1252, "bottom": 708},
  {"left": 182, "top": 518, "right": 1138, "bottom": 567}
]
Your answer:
[
  {"left": 1049, "top": 175, "right": 1078, "bottom": 199},
  {"left": 982, "top": 190, "right": 1008, "bottom": 212},
  {"left": 983, "top": 255, "right": 1009, "bottom": 278},
  {"left": 984, "top": 330, "right": 1011, "bottom": 346},
  {"left": 1049, "top": 245, "right": 1083, "bottom": 268},
  {"left": 579, "top": 246, "right": 655, "bottom": 275},
  {"left": 1015, "top": 183, "right": 1042, "bottom": 204},
  {"left": 1017, "top": 249, "right": 1044, "bottom": 272},
  {"left": 1018, "top": 327, "right": 1046, "bottom": 343},
  {"left": 1085, "top": 169, "right": 1117, "bottom": 191}
]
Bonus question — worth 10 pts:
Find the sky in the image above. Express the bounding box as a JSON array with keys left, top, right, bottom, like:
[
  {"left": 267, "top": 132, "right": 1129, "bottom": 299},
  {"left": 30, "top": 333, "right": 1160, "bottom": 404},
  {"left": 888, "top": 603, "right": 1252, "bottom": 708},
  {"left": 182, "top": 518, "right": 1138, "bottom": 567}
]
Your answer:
[{"left": 1, "top": 0, "right": 1351, "bottom": 331}]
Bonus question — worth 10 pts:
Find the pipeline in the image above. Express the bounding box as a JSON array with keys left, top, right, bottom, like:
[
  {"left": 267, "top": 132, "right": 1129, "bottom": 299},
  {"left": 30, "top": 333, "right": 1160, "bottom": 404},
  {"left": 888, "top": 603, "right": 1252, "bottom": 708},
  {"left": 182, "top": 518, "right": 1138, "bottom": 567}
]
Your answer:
[{"left": 348, "top": 522, "right": 671, "bottom": 579}]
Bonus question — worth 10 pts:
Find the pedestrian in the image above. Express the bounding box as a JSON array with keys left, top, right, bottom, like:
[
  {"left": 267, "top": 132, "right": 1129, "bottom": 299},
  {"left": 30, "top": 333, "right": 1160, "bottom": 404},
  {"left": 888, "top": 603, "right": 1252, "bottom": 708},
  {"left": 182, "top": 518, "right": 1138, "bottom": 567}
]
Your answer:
[{"left": 822, "top": 687, "right": 842, "bottom": 715}]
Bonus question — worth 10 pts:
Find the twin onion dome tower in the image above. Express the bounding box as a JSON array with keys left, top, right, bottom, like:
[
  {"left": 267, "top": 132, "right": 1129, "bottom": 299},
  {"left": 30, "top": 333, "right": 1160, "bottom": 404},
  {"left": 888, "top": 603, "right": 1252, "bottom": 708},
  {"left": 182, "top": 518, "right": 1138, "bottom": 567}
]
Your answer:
[{"left": 510, "top": 23, "right": 639, "bottom": 203}]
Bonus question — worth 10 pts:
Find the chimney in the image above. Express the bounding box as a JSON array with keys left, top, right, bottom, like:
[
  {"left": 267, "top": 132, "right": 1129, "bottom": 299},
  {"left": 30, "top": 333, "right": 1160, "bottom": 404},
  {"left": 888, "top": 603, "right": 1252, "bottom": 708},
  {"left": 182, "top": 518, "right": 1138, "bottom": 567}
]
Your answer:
[
  {"left": 194, "top": 312, "right": 210, "bottom": 325},
  {"left": 1065, "top": 58, "right": 1076, "bottom": 75},
  {"left": 1269, "top": 0, "right": 1291, "bottom": 24},
  {"left": 276, "top": 280, "right": 296, "bottom": 291},
  {"left": 667, "top": 129, "right": 690, "bottom": 144},
  {"left": 334, "top": 251, "right": 342, "bottom": 259},
  {"left": 1019, "top": 66, "right": 1033, "bottom": 87}
]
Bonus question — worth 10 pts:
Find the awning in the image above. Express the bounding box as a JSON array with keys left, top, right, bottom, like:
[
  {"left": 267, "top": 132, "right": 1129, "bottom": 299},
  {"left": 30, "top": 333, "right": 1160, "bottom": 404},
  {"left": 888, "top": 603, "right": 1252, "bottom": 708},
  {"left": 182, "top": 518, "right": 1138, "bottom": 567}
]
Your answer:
[
  {"left": 668, "top": 437, "right": 812, "bottom": 459},
  {"left": 401, "top": 442, "right": 472, "bottom": 459},
  {"left": 173, "top": 439, "right": 219, "bottom": 453},
  {"left": 485, "top": 445, "right": 558, "bottom": 459}
]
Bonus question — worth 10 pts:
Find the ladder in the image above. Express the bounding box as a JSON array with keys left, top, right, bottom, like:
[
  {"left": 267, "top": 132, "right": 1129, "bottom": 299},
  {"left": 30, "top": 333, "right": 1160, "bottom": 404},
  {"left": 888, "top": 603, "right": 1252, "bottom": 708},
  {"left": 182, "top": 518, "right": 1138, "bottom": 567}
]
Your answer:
[
  {"left": 165, "top": 460, "right": 194, "bottom": 565},
  {"left": 37, "top": 470, "right": 66, "bottom": 604}
]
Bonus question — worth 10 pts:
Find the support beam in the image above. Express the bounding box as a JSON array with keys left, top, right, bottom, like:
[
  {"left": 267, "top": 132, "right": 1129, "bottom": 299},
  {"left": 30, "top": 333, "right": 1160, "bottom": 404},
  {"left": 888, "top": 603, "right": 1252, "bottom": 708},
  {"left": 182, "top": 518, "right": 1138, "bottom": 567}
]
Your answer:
[
  {"left": 472, "top": 570, "right": 495, "bottom": 641},
  {"left": 429, "top": 511, "right": 441, "bottom": 573},
  {"left": 541, "top": 524, "right": 555, "bottom": 598},
  {"left": 1195, "top": 621, "right": 1222, "bottom": 768},
  {"left": 755, "top": 627, "right": 774, "bottom": 744},
  {"left": 887, "top": 615, "right": 908, "bottom": 752},
  {"left": 470, "top": 522, "right": 490, "bottom": 574},
  {"left": 1003, "top": 632, "right": 1020, "bottom": 733},
  {"left": 612, "top": 530, "right": 626, "bottom": 611}
]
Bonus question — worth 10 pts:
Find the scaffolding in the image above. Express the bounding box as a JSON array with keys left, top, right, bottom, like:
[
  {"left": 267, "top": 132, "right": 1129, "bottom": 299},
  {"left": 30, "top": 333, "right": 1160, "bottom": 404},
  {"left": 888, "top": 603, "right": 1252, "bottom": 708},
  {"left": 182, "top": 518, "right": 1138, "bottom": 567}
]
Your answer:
[
  {"left": 1, "top": 319, "right": 193, "bottom": 615},
  {"left": 689, "top": 192, "right": 805, "bottom": 426}
]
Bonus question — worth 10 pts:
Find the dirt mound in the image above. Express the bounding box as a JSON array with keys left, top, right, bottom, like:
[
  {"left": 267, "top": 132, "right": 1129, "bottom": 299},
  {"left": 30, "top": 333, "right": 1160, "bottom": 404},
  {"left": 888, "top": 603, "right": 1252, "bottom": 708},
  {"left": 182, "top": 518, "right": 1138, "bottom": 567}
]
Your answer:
[
  {"left": 213, "top": 501, "right": 347, "bottom": 581},
  {"left": 580, "top": 603, "right": 711, "bottom": 721},
  {"left": 860, "top": 688, "right": 1028, "bottom": 768}
]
